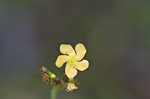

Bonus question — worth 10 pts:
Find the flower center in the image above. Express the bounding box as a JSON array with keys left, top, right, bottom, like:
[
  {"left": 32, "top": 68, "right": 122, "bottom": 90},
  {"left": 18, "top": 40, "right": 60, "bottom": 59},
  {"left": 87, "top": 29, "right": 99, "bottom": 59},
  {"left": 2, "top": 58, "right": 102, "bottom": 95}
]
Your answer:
[{"left": 69, "top": 56, "right": 76, "bottom": 63}]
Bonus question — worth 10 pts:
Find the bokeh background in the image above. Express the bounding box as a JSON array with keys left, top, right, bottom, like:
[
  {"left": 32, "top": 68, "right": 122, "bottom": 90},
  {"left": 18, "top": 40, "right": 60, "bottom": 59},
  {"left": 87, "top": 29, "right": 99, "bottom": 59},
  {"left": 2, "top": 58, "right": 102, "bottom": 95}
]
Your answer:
[{"left": 0, "top": 0, "right": 150, "bottom": 99}]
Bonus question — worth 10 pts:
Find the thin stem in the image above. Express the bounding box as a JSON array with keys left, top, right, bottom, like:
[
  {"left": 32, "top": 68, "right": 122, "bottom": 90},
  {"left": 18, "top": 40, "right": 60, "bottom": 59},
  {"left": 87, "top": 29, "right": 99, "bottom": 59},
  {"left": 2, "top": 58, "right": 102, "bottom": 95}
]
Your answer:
[{"left": 51, "top": 86, "right": 60, "bottom": 99}]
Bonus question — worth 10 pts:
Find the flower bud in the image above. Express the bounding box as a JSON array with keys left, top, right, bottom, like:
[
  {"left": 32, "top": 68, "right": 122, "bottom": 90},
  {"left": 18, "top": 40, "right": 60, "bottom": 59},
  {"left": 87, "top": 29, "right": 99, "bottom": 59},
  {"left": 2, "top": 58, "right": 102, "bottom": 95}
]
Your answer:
[
  {"left": 51, "top": 73, "right": 56, "bottom": 79},
  {"left": 74, "top": 80, "right": 79, "bottom": 86},
  {"left": 41, "top": 74, "right": 50, "bottom": 83},
  {"left": 41, "top": 66, "right": 47, "bottom": 73}
]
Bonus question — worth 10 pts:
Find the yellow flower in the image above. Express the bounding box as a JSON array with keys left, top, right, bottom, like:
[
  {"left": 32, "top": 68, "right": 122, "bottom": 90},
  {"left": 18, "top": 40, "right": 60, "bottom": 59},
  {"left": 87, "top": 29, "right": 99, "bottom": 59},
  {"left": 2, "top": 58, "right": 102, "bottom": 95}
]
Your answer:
[
  {"left": 66, "top": 83, "right": 78, "bottom": 91},
  {"left": 56, "top": 43, "right": 89, "bottom": 78}
]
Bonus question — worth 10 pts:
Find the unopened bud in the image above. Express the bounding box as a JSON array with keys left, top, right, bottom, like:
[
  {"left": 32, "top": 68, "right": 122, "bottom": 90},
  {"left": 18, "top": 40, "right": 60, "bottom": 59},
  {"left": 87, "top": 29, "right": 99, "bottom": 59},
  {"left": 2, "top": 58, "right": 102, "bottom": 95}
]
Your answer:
[
  {"left": 41, "top": 66, "right": 47, "bottom": 73},
  {"left": 74, "top": 80, "right": 79, "bottom": 86},
  {"left": 42, "top": 75, "right": 50, "bottom": 83},
  {"left": 51, "top": 73, "right": 56, "bottom": 79}
]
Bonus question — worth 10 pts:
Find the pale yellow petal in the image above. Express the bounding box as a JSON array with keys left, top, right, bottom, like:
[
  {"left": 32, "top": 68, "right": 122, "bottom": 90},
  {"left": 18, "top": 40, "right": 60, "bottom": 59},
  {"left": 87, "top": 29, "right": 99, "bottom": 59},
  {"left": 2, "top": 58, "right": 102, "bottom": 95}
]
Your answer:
[
  {"left": 56, "top": 55, "right": 69, "bottom": 68},
  {"left": 75, "top": 60, "right": 89, "bottom": 71},
  {"left": 60, "top": 44, "right": 76, "bottom": 56},
  {"left": 65, "top": 63, "right": 78, "bottom": 78},
  {"left": 67, "top": 83, "right": 78, "bottom": 91},
  {"left": 75, "top": 43, "right": 86, "bottom": 60}
]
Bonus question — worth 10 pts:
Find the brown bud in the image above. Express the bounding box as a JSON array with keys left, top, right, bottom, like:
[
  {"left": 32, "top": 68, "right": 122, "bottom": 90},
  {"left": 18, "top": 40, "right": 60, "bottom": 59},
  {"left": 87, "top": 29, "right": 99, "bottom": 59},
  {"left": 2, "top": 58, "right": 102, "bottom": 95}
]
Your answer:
[
  {"left": 74, "top": 80, "right": 79, "bottom": 86},
  {"left": 41, "top": 66, "right": 47, "bottom": 73}
]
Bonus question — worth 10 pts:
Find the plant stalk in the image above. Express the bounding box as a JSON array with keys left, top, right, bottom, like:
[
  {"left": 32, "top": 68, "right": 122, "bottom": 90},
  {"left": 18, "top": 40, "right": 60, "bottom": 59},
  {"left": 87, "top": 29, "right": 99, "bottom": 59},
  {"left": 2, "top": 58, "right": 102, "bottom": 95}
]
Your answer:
[{"left": 51, "top": 86, "right": 60, "bottom": 99}]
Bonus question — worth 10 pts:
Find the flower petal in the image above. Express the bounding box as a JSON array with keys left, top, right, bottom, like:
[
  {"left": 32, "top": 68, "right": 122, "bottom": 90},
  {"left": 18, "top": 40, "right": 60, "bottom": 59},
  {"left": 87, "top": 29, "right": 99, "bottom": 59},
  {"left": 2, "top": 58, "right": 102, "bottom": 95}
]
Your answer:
[
  {"left": 65, "top": 63, "right": 78, "bottom": 78},
  {"left": 75, "top": 43, "right": 86, "bottom": 60},
  {"left": 60, "top": 44, "right": 76, "bottom": 56},
  {"left": 56, "top": 55, "right": 69, "bottom": 68},
  {"left": 67, "top": 83, "right": 78, "bottom": 91},
  {"left": 75, "top": 60, "right": 89, "bottom": 71}
]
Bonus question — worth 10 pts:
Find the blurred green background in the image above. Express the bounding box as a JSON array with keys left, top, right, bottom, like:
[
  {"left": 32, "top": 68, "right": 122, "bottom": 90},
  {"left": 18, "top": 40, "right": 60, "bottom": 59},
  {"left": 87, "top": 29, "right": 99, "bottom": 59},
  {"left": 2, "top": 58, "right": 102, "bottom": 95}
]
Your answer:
[{"left": 0, "top": 0, "right": 150, "bottom": 99}]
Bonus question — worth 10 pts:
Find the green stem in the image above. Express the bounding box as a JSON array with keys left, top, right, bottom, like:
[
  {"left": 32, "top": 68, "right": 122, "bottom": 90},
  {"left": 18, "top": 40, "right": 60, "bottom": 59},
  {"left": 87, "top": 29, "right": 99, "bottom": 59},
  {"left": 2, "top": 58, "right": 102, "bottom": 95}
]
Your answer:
[{"left": 51, "top": 86, "right": 60, "bottom": 99}]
